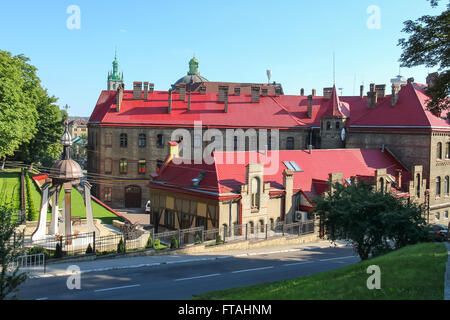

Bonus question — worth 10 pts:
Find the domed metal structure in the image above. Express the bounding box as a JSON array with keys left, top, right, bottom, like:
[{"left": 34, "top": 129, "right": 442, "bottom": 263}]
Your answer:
[{"left": 173, "top": 56, "right": 208, "bottom": 86}]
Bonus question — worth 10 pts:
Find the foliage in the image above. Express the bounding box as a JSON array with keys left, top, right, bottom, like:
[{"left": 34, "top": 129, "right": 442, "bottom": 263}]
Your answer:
[
  {"left": 117, "top": 238, "right": 125, "bottom": 254},
  {"left": 398, "top": 0, "right": 450, "bottom": 113},
  {"left": 171, "top": 237, "right": 179, "bottom": 249},
  {"left": 24, "top": 173, "right": 37, "bottom": 221},
  {"left": 85, "top": 243, "right": 93, "bottom": 255},
  {"left": 0, "top": 200, "right": 27, "bottom": 299},
  {"left": 195, "top": 234, "right": 202, "bottom": 244},
  {"left": 53, "top": 243, "right": 63, "bottom": 259},
  {"left": 216, "top": 235, "right": 223, "bottom": 245},
  {"left": 145, "top": 235, "right": 153, "bottom": 249},
  {"left": 313, "top": 180, "right": 428, "bottom": 260},
  {"left": 26, "top": 246, "right": 50, "bottom": 261}
]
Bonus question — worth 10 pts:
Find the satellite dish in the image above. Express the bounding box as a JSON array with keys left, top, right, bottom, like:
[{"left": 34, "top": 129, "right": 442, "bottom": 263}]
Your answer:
[{"left": 266, "top": 70, "right": 272, "bottom": 84}]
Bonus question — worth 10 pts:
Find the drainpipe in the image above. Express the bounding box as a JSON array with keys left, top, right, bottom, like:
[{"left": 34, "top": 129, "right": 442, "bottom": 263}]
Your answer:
[{"left": 229, "top": 200, "right": 233, "bottom": 237}]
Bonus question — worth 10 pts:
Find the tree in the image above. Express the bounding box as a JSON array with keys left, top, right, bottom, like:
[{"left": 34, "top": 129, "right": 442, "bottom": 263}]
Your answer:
[
  {"left": 0, "top": 200, "right": 27, "bottom": 299},
  {"left": 398, "top": 0, "right": 450, "bottom": 114},
  {"left": 313, "top": 180, "right": 428, "bottom": 260},
  {"left": 0, "top": 51, "right": 39, "bottom": 162}
]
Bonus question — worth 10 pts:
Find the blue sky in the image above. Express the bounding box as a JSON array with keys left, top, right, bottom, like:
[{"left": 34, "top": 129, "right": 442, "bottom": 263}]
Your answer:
[{"left": 0, "top": 0, "right": 445, "bottom": 117}]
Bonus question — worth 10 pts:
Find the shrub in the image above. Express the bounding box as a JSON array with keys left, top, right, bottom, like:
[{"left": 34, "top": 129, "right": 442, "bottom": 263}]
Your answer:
[
  {"left": 25, "top": 173, "right": 37, "bottom": 221},
  {"left": 54, "top": 243, "right": 63, "bottom": 259},
  {"left": 153, "top": 238, "right": 160, "bottom": 249},
  {"left": 171, "top": 237, "right": 179, "bottom": 249},
  {"left": 216, "top": 235, "right": 222, "bottom": 245},
  {"left": 195, "top": 234, "right": 202, "bottom": 244},
  {"left": 117, "top": 238, "right": 125, "bottom": 254},
  {"left": 146, "top": 235, "right": 153, "bottom": 249},
  {"left": 27, "top": 246, "right": 50, "bottom": 260},
  {"left": 85, "top": 243, "right": 93, "bottom": 254}
]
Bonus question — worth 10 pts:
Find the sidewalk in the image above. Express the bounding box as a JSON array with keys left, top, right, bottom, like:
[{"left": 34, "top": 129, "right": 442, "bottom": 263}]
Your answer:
[
  {"left": 27, "top": 239, "right": 349, "bottom": 278},
  {"left": 445, "top": 242, "right": 450, "bottom": 300}
]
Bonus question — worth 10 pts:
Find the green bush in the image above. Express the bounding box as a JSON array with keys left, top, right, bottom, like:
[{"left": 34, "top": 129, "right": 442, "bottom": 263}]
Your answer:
[
  {"left": 146, "top": 235, "right": 153, "bottom": 249},
  {"left": 117, "top": 238, "right": 125, "bottom": 254},
  {"left": 171, "top": 237, "right": 179, "bottom": 249},
  {"left": 216, "top": 235, "right": 222, "bottom": 245},
  {"left": 54, "top": 243, "right": 63, "bottom": 259},
  {"left": 27, "top": 246, "right": 50, "bottom": 260},
  {"left": 25, "top": 173, "right": 37, "bottom": 221},
  {"left": 195, "top": 234, "right": 202, "bottom": 244},
  {"left": 85, "top": 243, "right": 93, "bottom": 254}
]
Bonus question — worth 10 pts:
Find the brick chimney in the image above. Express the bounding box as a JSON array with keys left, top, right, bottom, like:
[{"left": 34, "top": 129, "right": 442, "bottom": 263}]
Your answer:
[
  {"left": 218, "top": 85, "right": 229, "bottom": 103},
  {"left": 168, "top": 89, "right": 172, "bottom": 114},
  {"left": 251, "top": 86, "right": 260, "bottom": 103},
  {"left": 312, "top": 89, "right": 316, "bottom": 97},
  {"left": 275, "top": 87, "right": 281, "bottom": 97},
  {"left": 133, "top": 81, "right": 142, "bottom": 99},
  {"left": 149, "top": 83, "right": 154, "bottom": 94},
  {"left": 224, "top": 92, "right": 229, "bottom": 113},
  {"left": 179, "top": 83, "right": 186, "bottom": 101},
  {"left": 300, "top": 88, "right": 305, "bottom": 96},
  {"left": 116, "top": 83, "right": 124, "bottom": 112},
  {"left": 360, "top": 85, "right": 364, "bottom": 99},
  {"left": 187, "top": 91, "right": 191, "bottom": 111},
  {"left": 367, "top": 83, "right": 377, "bottom": 107},
  {"left": 307, "top": 95, "right": 313, "bottom": 118},
  {"left": 143, "top": 82, "right": 149, "bottom": 100},
  {"left": 391, "top": 83, "right": 400, "bottom": 106},
  {"left": 328, "top": 172, "right": 343, "bottom": 194},
  {"left": 375, "top": 84, "right": 386, "bottom": 99},
  {"left": 323, "top": 87, "right": 333, "bottom": 100},
  {"left": 262, "top": 88, "right": 268, "bottom": 97},
  {"left": 234, "top": 87, "right": 241, "bottom": 96},
  {"left": 283, "top": 169, "right": 294, "bottom": 221},
  {"left": 199, "top": 86, "right": 206, "bottom": 94}
]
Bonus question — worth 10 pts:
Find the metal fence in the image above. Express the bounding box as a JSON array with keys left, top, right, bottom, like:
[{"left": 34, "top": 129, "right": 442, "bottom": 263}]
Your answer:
[{"left": 10, "top": 253, "right": 46, "bottom": 275}]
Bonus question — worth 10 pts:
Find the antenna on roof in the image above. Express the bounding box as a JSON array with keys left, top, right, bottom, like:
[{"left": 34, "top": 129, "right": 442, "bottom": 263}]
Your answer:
[{"left": 333, "top": 52, "right": 336, "bottom": 85}]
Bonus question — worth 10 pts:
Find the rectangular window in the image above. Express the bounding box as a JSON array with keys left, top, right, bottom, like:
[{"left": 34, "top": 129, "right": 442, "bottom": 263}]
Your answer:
[
  {"left": 120, "top": 159, "right": 128, "bottom": 174},
  {"left": 105, "top": 133, "right": 112, "bottom": 147},
  {"left": 444, "top": 211, "right": 448, "bottom": 219},
  {"left": 157, "top": 134, "right": 164, "bottom": 148},
  {"left": 435, "top": 212, "right": 440, "bottom": 222},
  {"left": 104, "top": 187, "right": 112, "bottom": 202},
  {"left": 165, "top": 210, "right": 174, "bottom": 228},
  {"left": 138, "top": 134, "right": 146, "bottom": 148},
  {"left": 138, "top": 160, "right": 146, "bottom": 174},
  {"left": 104, "top": 158, "right": 112, "bottom": 174}
]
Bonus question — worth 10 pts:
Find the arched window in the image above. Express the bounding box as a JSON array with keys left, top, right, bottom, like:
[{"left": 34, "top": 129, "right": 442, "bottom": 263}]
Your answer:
[
  {"left": 416, "top": 174, "right": 421, "bottom": 198},
  {"left": 379, "top": 178, "right": 384, "bottom": 193},
  {"left": 259, "top": 219, "right": 265, "bottom": 232},
  {"left": 286, "top": 137, "right": 294, "bottom": 150},
  {"left": 446, "top": 142, "right": 450, "bottom": 159},
  {"left": 249, "top": 221, "right": 255, "bottom": 234},
  {"left": 326, "top": 121, "right": 331, "bottom": 130},
  {"left": 436, "top": 176, "right": 441, "bottom": 197},
  {"left": 437, "top": 142, "right": 442, "bottom": 159},
  {"left": 444, "top": 176, "right": 449, "bottom": 195},
  {"left": 138, "top": 134, "right": 146, "bottom": 148},
  {"left": 251, "top": 177, "right": 260, "bottom": 209},
  {"left": 270, "top": 218, "right": 274, "bottom": 230},
  {"left": 120, "top": 133, "right": 127, "bottom": 148}
]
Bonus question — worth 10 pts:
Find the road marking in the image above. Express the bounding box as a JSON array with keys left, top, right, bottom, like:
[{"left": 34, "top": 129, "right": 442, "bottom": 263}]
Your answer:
[
  {"left": 232, "top": 266, "right": 274, "bottom": 274},
  {"left": 283, "top": 261, "right": 313, "bottom": 267},
  {"left": 36, "top": 297, "right": 48, "bottom": 300},
  {"left": 174, "top": 273, "right": 221, "bottom": 282},
  {"left": 94, "top": 284, "right": 141, "bottom": 292},
  {"left": 319, "top": 255, "right": 356, "bottom": 262}
]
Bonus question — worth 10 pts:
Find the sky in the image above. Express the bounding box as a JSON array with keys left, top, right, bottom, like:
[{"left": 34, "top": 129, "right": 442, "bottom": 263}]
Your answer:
[{"left": 0, "top": 0, "right": 446, "bottom": 117}]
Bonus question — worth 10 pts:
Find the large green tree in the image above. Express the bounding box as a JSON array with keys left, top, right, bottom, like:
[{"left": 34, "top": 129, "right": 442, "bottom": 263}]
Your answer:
[
  {"left": 313, "top": 180, "right": 428, "bottom": 260},
  {"left": 398, "top": 0, "right": 450, "bottom": 114},
  {"left": 0, "top": 51, "right": 39, "bottom": 162}
]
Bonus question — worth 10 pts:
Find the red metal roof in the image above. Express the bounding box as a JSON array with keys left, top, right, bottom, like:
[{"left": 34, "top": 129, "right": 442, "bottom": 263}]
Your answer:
[{"left": 149, "top": 149, "right": 409, "bottom": 200}]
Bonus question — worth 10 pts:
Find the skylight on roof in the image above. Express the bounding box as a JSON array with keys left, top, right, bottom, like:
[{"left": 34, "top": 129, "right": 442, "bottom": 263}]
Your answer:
[{"left": 283, "top": 161, "right": 303, "bottom": 172}]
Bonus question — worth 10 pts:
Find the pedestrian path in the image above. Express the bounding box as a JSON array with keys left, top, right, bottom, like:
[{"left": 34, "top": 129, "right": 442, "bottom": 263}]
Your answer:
[{"left": 27, "top": 239, "right": 348, "bottom": 278}]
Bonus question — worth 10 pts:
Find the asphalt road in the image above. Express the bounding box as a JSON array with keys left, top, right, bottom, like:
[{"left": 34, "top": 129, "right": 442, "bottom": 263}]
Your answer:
[{"left": 17, "top": 245, "right": 359, "bottom": 300}]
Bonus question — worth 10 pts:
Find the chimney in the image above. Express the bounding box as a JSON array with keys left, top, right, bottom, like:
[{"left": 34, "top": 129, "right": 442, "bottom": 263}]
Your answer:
[
  {"left": 234, "top": 87, "right": 241, "bottom": 96},
  {"left": 328, "top": 172, "right": 343, "bottom": 194},
  {"left": 116, "top": 83, "right": 124, "bottom": 112},
  {"left": 199, "top": 86, "right": 206, "bottom": 94},
  {"left": 143, "top": 82, "right": 149, "bottom": 100},
  {"left": 275, "top": 87, "right": 281, "bottom": 97},
  {"left": 375, "top": 84, "right": 386, "bottom": 99},
  {"left": 360, "top": 85, "right": 364, "bottom": 99},
  {"left": 133, "top": 81, "right": 142, "bottom": 99},
  {"left": 308, "top": 144, "right": 313, "bottom": 154},
  {"left": 391, "top": 83, "right": 400, "bottom": 106},
  {"left": 187, "top": 91, "right": 191, "bottom": 111},
  {"left": 323, "top": 87, "right": 333, "bottom": 100},
  {"left": 312, "top": 89, "right": 316, "bottom": 96},
  {"left": 367, "top": 83, "right": 377, "bottom": 107},
  {"left": 407, "top": 77, "right": 414, "bottom": 84},
  {"left": 218, "top": 85, "right": 229, "bottom": 103},
  {"left": 262, "top": 88, "right": 268, "bottom": 97},
  {"left": 396, "top": 169, "right": 402, "bottom": 189},
  {"left": 179, "top": 83, "right": 186, "bottom": 101},
  {"left": 168, "top": 89, "right": 172, "bottom": 114},
  {"left": 149, "top": 83, "right": 154, "bottom": 94},
  {"left": 426, "top": 72, "right": 438, "bottom": 88},
  {"left": 174, "top": 84, "right": 180, "bottom": 94},
  {"left": 283, "top": 169, "right": 294, "bottom": 217},
  {"left": 300, "top": 88, "right": 305, "bottom": 96},
  {"left": 307, "top": 95, "right": 313, "bottom": 118},
  {"left": 224, "top": 93, "right": 229, "bottom": 113},
  {"left": 251, "top": 86, "right": 260, "bottom": 103}
]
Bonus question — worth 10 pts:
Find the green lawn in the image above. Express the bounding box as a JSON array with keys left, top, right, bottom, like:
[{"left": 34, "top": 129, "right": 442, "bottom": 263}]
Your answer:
[
  {"left": 0, "top": 169, "right": 21, "bottom": 210},
  {"left": 194, "top": 243, "right": 448, "bottom": 300}
]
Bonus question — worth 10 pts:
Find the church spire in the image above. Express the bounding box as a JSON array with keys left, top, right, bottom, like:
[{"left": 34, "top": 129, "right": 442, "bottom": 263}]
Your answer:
[{"left": 107, "top": 50, "right": 124, "bottom": 90}]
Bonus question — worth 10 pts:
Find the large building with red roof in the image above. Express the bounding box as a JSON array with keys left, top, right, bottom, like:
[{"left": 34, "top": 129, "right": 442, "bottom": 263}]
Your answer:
[{"left": 88, "top": 57, "right": 449, "bottom": 224}]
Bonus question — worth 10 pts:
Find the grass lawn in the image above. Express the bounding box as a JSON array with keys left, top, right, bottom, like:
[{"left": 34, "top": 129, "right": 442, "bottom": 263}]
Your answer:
[
  {"left": 0, "top": 168, "right": 21, "bottom": 210},
  {"left": 194, "top": 242, "right": 448, "bottom": 300}
]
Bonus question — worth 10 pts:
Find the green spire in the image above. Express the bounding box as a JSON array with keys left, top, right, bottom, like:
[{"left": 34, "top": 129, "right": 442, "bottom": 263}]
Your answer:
[
  {"left": 109, "top": 50, "right": 123, "bottom": 82},
  {"left": 188, "top": 56, "right": 199, "bottom": 75}
]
